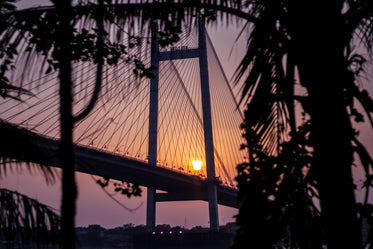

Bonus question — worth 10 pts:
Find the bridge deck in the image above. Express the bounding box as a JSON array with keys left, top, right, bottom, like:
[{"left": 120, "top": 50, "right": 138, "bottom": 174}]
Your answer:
[{"left": 34, "top": 136, "right": 238, "bottom": 208}]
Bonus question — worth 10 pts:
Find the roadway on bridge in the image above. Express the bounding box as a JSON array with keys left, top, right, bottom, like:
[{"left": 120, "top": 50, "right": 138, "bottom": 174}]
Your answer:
[{"left": 33, "top": 134, "right": 238, "bottom": 208}]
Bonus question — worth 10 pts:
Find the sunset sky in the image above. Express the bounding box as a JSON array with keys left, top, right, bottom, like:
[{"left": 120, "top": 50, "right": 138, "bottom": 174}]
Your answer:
[
  {"left": 0, "top": 6, "right": 246, "bottom": 228},
  {"left": 2, "top": 0, "right": 373, "bottom": 230}
]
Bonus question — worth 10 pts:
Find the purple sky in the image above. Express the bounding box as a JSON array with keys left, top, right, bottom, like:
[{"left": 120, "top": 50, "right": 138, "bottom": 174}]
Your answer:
[
  {"left": 0, "top": 18, "right": 245, "bottom": 229},
  {"left": 1, "top": 168, "right": 238, "bottom": 228},
  {"left": 3, "top": 0, "right": 373, "bottom": 229}
]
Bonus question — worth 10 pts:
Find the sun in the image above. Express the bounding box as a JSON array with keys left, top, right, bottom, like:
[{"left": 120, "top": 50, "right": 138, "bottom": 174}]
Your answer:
[{"left": 191, "top": 160, "right": 203, "bottom": 171}]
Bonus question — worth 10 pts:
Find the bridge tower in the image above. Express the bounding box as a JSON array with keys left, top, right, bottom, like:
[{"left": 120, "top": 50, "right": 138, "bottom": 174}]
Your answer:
[{"left": 147, "top": 18, "right": 219, "bottom": 231}]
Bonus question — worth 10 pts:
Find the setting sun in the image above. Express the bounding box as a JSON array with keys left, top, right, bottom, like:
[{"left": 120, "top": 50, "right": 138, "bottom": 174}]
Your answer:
[{"left": 191, "top": 160, "right": 203, "bottom": 171}]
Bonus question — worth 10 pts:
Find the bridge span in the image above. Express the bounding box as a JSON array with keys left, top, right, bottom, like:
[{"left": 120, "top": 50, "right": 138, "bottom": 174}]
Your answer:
[
  {"left": 0, "top": 18, "right": 244, "bottom": 230},
  {"left": 34, "top": 135, "right": 238, "bottom": 209}
]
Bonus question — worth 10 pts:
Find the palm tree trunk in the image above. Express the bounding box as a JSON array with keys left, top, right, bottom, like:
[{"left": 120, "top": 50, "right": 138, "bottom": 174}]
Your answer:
[
  {"left": 59, "top": 56, "right": 77, "bottom": 249},
  {"left": 290, "top": 1, "right": 362, "bottom": 248},
  {"left": 55, "top": 1, "right": 77, "bottom": 248},
  {"left": 305, "top": 57, "right": 361, "bottom": 249}
]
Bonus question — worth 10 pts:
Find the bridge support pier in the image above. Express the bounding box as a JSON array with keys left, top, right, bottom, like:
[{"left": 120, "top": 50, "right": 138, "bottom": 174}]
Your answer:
[{"left": 146, "top": 188, "right": 156, "bottom": 230}]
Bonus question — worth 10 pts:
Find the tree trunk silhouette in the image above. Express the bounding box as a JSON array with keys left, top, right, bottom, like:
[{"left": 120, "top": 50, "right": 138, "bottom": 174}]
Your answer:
[
  {"left": 54, "top": 1, "right": 77, "bottom": 249},
  {"left": 291, "top": 1, "right": 362, "bottom": 248}
]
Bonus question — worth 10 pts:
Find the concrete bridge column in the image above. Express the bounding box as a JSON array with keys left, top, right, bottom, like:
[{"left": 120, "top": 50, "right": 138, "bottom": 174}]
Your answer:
[
  {"left": 147, "top": 22, "right": 159, "bottom": 231},
  {"left": 198, "top": 17, "right": 219, "bottom": 231}
]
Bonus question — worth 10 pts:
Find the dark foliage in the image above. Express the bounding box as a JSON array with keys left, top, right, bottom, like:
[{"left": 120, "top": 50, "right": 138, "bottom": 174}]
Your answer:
[
  {"left": 233, "top": 116, "right": 322, "bottom": 249},
  {"left": 0, "top": 188, "right": 60, "bottom": 248},
  {"left": 232, "top": 1, "right": 373, "bottom": 248},
  {"left": 96, "top": 177, "right": 142, "bottom": 198}
]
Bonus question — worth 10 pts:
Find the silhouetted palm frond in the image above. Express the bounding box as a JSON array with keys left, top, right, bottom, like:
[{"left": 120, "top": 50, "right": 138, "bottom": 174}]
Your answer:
[
  {"left": 344, "top": 0, "right": 373, "bottom": 51},
  {"left": 233, "top": 1, "right": 373, "bottom": 248},
  {"left": 0, "top": 188, "right": 60, "bottom": 248},
  {"left": 0, "top": 0, "right": 251, "bottom": 90},
  {"left": 234, "top": 1, "right": 292, "bottom": 155},
  {"left": 0, "top": 3, "right": 60, "bottom": 248}
]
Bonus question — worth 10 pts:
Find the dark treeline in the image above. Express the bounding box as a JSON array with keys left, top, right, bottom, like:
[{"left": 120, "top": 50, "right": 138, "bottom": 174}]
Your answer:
[{"left": 75, "top": 223, "right": 237, "bottom": 249}]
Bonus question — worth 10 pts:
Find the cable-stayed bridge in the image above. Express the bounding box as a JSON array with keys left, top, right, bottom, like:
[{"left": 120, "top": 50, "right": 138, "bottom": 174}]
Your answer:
[{"left": 0, "top": 19, "right": 246, "bottom": 230}]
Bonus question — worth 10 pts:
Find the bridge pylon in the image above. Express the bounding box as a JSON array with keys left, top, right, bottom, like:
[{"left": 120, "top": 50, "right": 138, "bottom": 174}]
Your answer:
[
  {"left": 146, "top": 18, "right": 219, "bottom": 231},
  {"left": 146, "top": 21, "right": 159, "bottom": 231}
]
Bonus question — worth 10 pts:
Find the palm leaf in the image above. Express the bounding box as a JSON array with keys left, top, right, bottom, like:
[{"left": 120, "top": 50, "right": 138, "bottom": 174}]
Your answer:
[
  {"left": 344, "top": 0, "right": 373, "bottom": 50},
  {"left": 0, "top": 188, "right": 60, "bottom": 248},
  {"left": 235, "top": 3, "right": 292, "bottom": 155},
  {"left": 353, "top": 137, "right": 373, "bottom": 204},
  {"left": 0, "top": 0, "right": 252, "bottom": 83}
]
